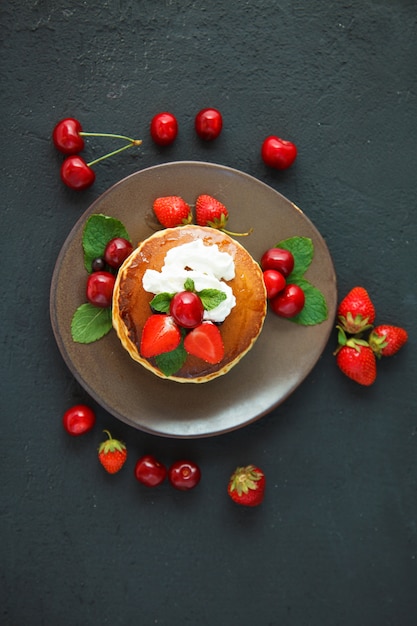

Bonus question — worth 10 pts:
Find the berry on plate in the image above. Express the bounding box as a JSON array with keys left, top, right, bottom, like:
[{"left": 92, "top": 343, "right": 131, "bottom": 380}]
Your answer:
[
  {"left": 263, "top": 269, "right": 286, "bottom": 299},
  {"left": 227, "top": 465, "right": 266, "bottom": 507},
  {"left": 269, "top": 283, "right": 305, "bottom": 318},
  {"left": 140, "top": 314, "right": 181, "bottom": 358},
  {"left": 104, "top": 237, "right": 133, "bottom": 269},
  {"left": 260, "top": 247, "right": 294, "bottom": 278},
  {"left": 195, "top": 194, "right": 251, "bottom": 236},
  {"left": 153, "top": 196, "right": 192, "bottom": 228},
  {"left": 98, "top": 430, "right": 127, "bottom": 474},
  {"left": 183, "top": 321, "right": 224, "bottom": 364},
  {"left": 86, "top": 271, "right": 116, "bottom": 308}
]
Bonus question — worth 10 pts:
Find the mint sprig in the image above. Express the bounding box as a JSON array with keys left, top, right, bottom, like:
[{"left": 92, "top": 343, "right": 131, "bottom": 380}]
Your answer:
[
  {"left": 276, "top": 236, "right": 328, "bottom": 326},
  {"left": 150, "top": 282, "right": 226, "bottom": 314},
  {"left": 71, "top": 214, "right": 131, "bottom": 344}
]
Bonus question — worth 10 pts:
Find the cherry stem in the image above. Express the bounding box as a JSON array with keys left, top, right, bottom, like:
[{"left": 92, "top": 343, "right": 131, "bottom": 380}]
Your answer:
[
  {"left": 87, "top": 140, "right": 142, "bottom": 167},
  {"left": 222, "top": 227, "right": 253, "bottom": 237},
  {"left": 80, "top": 131, "right": 140, "bottom": 143}
]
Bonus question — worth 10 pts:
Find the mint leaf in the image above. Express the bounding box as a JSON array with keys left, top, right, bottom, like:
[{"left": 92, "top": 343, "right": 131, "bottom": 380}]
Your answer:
[
  {"left": 71, "top": 303, "right": 113, "bottom": 343},
  {"left": 277, "top": 236, "right": 314, "bottom": 277},
  {"left": 155, "top": 342, "right": 187, "bottom": 376},
  {"left": 198, "top": 288, "right": 227, "bottom": 311},
  {"left": 184, "top": 278, "right": 195, "bottom": 292},
  {"left": 287, "top": 277, "right": 328, "bottom": 325},
  {"left": 83, "top": 214, "right": 131, "bottom": 272},
  {"left": 150, "top": 292, "right": 174, "bottom": 313}
]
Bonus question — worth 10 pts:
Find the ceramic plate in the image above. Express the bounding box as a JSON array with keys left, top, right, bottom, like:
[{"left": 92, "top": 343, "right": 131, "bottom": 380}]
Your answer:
[{"left": 50, "top": 161, "right": 337, "bottom": 438}]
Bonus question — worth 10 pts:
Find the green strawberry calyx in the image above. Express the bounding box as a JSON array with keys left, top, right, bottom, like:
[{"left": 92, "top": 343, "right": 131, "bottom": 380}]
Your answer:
[
  {"left": 338, "top": 311, "right": 373, "bottom": 335},
  {"left": 333, "top": 326, "right": 370, "bottom": 356},
  {"left": 98, "top": 430, "right": 126, "bottom": 455},
  {"left": 229, "top": 465, "right": 263, "bottom": 497},
  {"left": 368, "top": 330, "right": 388, "bottom": 359}
]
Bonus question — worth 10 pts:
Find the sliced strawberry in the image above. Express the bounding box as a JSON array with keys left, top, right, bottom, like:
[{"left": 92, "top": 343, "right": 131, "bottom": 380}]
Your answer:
[
  {"left": 183, "top": 321, "right": 224, "bottom": 364},
  {"left": 140, "top": 314, "right": 181, "bottom": 358},
  {"left": 153, "top": 196, "right": 192, "bottom": 228}
]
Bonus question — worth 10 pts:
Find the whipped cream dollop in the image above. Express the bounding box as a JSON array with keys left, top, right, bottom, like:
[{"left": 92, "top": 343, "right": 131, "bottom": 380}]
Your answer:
[{"left": 142, "top": 239, "right": 236, "bottom": 323}]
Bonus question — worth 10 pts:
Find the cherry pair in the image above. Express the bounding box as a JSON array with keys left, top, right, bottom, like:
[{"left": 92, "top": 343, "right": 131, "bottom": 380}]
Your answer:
[
  {"left": 52, "top": 117, "right": 142, "bottom": 190},
  {"left": 150, "top": 108, "right": 223, "bottom": 145},
  {"left": 134, "top": 454, "right": 201, "bottom": 491}
]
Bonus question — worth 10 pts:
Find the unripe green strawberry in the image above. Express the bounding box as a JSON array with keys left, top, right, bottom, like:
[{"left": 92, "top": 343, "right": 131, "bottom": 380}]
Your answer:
[{"left": 98, "top": 430, "right": 127, "bottom": 474}]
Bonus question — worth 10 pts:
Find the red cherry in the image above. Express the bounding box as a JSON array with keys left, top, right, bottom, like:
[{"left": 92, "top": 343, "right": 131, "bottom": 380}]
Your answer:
[
  {"left": 53, "top": 117, "right": 84, "bottom": 155},
  {"left": 170, "top": 291, "right": 204, "bottom": 328},
  {"left": 104, "top": 237, "right": 133, "bottom": 269},
  {"left": 150, "top": 112, "right": 178, "bottom": 146},
  {"left": 260, "top": 247, "right": 294, "bottom": 278},
  {"left": 195, "top": 108, "right": 223, "bottom": 140},
  {"left": 134, "top": 455, "right": 167, "bottom": 487},
  {"left": 270, "top": 284, "right": 305, "bottom": 318},
  {"left": 261, "top": 136, "right": 297, "bottom": 170},
  {"left": 60, "top": 155, "right": 96, "bottom": 190},
  {"left": 86, "top": 271, "right": 116, "bottom": 308},
  {"left": 62, "top": 404, "right": 96, "bottom": 436},
  {"left": 263, "top": 269, "right": 286, "bottom": 299},
  {"left": 168, "top": 460, "right": 201, "bottom": 491}
]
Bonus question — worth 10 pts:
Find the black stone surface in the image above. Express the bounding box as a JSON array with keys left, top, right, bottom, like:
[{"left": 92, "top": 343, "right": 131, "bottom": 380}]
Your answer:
[{"left": 1, "top": 2, "right": 416, "bottom": 625}]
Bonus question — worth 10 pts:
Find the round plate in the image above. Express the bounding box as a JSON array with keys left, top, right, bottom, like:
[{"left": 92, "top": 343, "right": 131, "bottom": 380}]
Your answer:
[{"left": 50, "top": 161, "right": 337, "bottom": 438}]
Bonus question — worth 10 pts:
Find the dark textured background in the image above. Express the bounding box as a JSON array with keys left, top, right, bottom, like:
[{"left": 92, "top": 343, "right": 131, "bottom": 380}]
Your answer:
[{"left": 1, "top": 1, "right": 416, "bottom": 625}]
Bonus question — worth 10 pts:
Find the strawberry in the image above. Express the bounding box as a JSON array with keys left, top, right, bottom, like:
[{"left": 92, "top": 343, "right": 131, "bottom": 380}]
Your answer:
[
  {"left": 195, "top": 194, "right": 252, "bottom": 236},
  {"left": 369, "top": 324, "right": 408, "bottom": 357},
  {"left": 227, "top": 465, "right": 265, "bottom": 507},
  {"left": 183, "top": 321, "right": 224, "bottom": 364},
  {"left": 336, "top": 343, "right": 377, "bottom": 386},
  {"left": 337, "top": 286, "right": 376, "bottom": 334},
  {"left": 153, "top": 196, "right": 192, "bottom": 228},
  {"left": 98, "top": 430, "right": 127, "bottom": 474},
  {"left": 140, "top": 314, "right": 181, "bottom": 358}
]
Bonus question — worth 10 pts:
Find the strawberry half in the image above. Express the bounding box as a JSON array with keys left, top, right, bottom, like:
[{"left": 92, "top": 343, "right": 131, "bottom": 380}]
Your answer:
[
  {"left": 336, "top": 343, "right": 377, "bottom": 386},
  {"left": 369, "top": 324, "right": 408, "bottom": 358},
  {"left": 337, "top": 286, "right": 376, "bottom": 334},
  {"left": 140, "top": 314, "right": 181, "bottom": 358},
  {"left": 195, "top": 194, "right": 252, "bottom": 236},
  {"left": 153, "top": 196, "right": 192, "bottom": 228},
  {"left": 98, "top": 430, "right": 127, "bottom": 474},
  {"left": 227, "top": 465, "right": 266, "bottom": 507},
  {"left": 183, "top": 321, "right": 224, "bottom": 364}
]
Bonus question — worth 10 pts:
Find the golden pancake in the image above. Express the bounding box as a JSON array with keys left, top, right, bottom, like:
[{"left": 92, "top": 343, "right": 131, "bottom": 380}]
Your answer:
[{"left": 112, "top": 225, "right": 266, "bottom": 382}]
